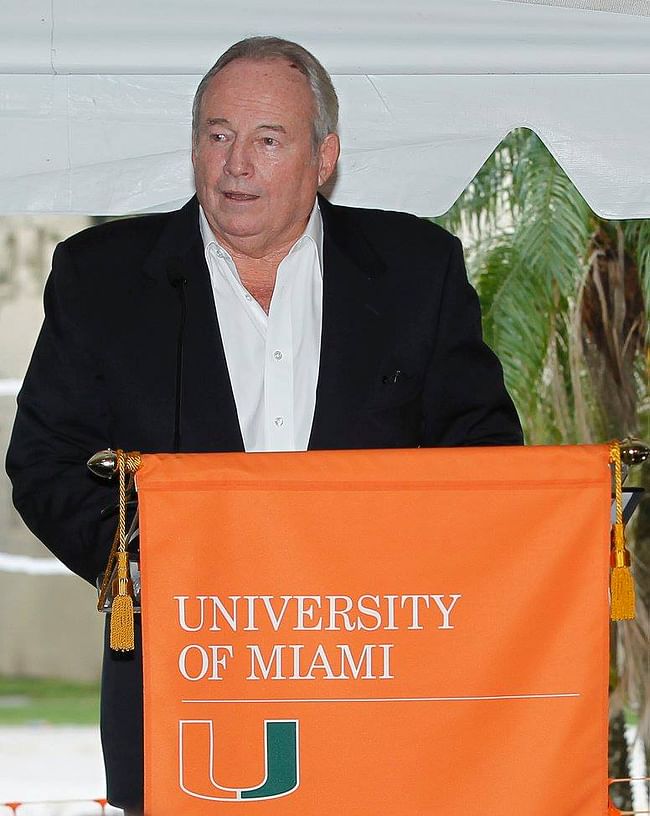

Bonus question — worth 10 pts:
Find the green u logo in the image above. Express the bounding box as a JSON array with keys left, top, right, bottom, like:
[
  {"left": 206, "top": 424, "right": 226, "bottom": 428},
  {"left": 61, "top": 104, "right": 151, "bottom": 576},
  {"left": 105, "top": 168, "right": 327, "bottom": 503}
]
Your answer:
[{"left": 179, "top": 719, "right": 300, "bottom": 801}]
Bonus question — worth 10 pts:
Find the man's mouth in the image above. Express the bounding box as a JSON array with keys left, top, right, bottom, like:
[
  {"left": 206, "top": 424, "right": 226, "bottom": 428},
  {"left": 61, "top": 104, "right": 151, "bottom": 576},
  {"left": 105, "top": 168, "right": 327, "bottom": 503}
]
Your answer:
[{"left": 222, "top": 191, "right": 260, "bottom": 202}]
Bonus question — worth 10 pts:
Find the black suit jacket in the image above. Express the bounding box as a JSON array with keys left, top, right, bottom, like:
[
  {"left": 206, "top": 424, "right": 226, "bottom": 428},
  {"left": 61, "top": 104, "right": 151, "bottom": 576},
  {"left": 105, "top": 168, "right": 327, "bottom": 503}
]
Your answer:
[{"left": 6, "top": 194, "right": 522, "bottom": 808}]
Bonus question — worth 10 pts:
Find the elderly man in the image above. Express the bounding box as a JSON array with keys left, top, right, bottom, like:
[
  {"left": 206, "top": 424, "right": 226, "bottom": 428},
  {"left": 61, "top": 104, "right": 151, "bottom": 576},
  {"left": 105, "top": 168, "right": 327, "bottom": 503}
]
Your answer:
[{"left": 6, "top": 36, "right": 522, "bottom": 813}]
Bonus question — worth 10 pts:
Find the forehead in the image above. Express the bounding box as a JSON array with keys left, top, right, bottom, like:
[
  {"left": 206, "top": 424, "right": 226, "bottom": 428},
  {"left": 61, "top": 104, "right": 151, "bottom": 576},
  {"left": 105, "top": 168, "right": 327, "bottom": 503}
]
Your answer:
[{"left": 200, "top": 58, "right": 314, "bottom": 122}]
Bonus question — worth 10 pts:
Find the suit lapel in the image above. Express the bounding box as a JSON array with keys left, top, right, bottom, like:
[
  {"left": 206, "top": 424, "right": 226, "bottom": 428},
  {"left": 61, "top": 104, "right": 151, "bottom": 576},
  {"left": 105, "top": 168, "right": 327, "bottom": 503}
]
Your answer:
[
  {"left": 309, "top": 197, "right": 387, "bottom": 449},
  {"left": 142, "top": 197, "right": 244, "bottom": 452}
]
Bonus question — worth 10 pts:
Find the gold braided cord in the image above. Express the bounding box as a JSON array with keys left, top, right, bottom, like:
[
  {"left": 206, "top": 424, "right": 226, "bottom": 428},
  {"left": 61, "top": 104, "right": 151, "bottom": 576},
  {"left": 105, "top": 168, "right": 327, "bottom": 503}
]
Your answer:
[
  {"left": 610, "top": 442, "right": 623, "bottom": 527},
  {"left": 609, "top": 440, "right": 636, "bottom": 620},
  {"left": 109, "top": 449, "right": 141, "bottom": 651},
  {"left": 123, "top": 451, "right": 142, "bottom": 475},
  {"left": 117, "top": 450, "right": 126, "bottom": 553},
  {"left": 96, "top": 450, "right": 141, "bottom": 612},
  {"left": 97, "top": 529, "right": 120, "bottom": 611}
]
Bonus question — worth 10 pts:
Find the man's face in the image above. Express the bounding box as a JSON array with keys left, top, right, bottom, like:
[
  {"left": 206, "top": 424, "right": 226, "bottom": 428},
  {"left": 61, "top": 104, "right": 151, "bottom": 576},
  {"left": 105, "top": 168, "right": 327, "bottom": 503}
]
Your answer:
[{"left": 192, "top": 58, "right": 339, "bottom": 257}]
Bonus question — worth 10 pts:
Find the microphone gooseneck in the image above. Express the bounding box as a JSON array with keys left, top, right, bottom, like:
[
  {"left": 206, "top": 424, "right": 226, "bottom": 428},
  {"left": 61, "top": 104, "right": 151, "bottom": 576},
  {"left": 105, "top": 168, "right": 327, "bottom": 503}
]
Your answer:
[{"left": 167, "top": 261, "right": 188, "bottom": 453}]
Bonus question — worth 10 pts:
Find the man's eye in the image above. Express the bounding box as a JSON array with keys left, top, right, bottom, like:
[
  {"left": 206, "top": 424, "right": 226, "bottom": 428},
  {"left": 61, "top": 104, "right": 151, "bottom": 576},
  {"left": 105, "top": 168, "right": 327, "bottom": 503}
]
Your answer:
[
  {"left": 262, "top": 137, "right": 278, "bottom": 146},
  {"left": 210, "top": 133, "right": 227, "bottom": 142}
]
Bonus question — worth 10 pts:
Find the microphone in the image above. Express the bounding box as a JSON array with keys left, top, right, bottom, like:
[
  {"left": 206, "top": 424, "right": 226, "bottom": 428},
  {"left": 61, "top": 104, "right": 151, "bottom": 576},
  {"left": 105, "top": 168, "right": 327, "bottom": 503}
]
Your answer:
[{"left": 167, "top": 259, "right": 187, "bottom": 453}]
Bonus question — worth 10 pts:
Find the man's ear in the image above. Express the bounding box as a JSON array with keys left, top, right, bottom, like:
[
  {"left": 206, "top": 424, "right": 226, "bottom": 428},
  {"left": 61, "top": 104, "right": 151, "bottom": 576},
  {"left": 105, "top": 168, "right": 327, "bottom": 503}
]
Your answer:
[{"left": 317, "top": 133, "right": 340, "bottom": 187}]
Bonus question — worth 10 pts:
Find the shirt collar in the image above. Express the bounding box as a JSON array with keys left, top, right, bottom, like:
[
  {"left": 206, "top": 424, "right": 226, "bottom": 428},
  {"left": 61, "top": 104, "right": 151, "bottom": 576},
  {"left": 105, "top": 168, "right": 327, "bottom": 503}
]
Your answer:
[{"left": 198, "top": 200, "right": 323, "bottom": 272}]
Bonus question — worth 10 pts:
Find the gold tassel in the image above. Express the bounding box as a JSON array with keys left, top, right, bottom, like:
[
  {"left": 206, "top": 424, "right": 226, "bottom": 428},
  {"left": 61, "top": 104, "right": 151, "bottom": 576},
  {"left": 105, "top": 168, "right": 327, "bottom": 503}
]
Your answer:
[
  {"left": 108, "top": 449, "right": 140, "bottom": 651},
  {"left": 110, "top": 551, "right": 135, "bottom": 651},
  {"left": 609, "top": 442, "right": 636, "bottom": 620}
]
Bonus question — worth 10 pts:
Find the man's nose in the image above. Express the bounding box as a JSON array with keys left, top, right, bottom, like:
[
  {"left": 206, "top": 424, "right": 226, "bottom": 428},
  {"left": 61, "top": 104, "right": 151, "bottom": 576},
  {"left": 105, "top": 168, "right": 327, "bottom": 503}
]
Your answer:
[{"left": 223, "top": 139, "right": 252, "bottom": 177}]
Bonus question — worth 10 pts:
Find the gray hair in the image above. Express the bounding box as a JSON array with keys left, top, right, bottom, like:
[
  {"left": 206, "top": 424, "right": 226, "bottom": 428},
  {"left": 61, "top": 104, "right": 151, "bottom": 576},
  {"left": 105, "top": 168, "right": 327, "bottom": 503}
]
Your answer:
[{"left": 191, "top": 36, "right": 339, "bottom": 151}]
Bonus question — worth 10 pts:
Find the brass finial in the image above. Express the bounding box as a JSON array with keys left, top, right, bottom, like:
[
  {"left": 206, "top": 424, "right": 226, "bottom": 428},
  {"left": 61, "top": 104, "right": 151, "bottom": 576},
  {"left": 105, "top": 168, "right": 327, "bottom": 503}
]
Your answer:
[
  {"left": 87, "top": 449, "right": 117, "bottom": 479},
  {"left": 620, "top": 438, "right": 650, "bottom": 467}
]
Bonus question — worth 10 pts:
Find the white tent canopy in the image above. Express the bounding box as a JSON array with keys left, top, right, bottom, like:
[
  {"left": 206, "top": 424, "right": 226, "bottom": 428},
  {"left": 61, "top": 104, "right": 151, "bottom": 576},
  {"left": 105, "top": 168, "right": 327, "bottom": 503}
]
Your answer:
[{"left": 1, "top": 0, "right": 650, "bottom": 217}]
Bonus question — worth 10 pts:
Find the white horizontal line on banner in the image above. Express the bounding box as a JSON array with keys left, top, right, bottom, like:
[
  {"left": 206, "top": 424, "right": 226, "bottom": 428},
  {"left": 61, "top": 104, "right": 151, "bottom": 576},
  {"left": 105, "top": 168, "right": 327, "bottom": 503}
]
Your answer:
[
  {"left": 0, "top": 552, "right": 72, "bottom": 575},
  {"left": 182, "top": 693, "right": 581, "bottom": 704},
  {"left": 0, "top": 378, "right": 22, "bottom": 396}
]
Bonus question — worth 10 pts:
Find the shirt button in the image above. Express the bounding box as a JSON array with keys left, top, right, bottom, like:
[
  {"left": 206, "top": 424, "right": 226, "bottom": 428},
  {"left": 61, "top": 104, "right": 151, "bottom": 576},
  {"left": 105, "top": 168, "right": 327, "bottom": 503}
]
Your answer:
[
  {"left": 245, "top": 294, "right": 252, "bottom": 302},
  {"left": 274, "top": 416, "right": 284, "bottom": 427},
  {"left": 215, "top": 248, "right": 224, "bottom": 258},
  {"left": 273, "top": 350, "right": 283, "bottom": 360}
]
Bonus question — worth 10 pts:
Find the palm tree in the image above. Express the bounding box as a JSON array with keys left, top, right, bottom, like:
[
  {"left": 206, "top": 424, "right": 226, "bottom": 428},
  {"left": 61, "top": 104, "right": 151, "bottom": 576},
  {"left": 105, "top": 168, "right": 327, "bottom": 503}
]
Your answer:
[
  {"left": 434, "top": 128, "right": 649, "bottom": 807},
  {"left": 436, "top": 129, "right": 648, "bottom": 444}
]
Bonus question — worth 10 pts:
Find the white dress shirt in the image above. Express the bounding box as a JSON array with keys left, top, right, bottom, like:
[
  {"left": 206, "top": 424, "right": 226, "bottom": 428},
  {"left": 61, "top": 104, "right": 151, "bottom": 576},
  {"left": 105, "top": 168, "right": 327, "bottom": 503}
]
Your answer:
[{"left": 199, "top": 203, "right": 323, "bottom": 452}]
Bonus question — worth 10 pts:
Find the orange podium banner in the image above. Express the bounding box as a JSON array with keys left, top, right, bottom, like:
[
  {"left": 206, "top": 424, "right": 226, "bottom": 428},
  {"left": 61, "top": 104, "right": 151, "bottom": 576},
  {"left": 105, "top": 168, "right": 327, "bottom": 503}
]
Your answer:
[{"left": 137, "top": 445, "right": 611, "bottom": 816}]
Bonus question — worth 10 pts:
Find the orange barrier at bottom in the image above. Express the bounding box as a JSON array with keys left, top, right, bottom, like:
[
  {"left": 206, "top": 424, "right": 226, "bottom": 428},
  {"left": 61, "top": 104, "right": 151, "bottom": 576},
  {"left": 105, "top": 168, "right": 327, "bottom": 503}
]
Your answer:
[
  {"left": 4, "top": 793, "right": 648, "bottom": 816},
  {"left": 608, "top": 805, "right": 650, "bottom": 816},
  {"left": 0, "top": 799, "right": 117, "bottom": 815},
  {"left": 608, "top": 777, "right": 650, "bottom": 815}
]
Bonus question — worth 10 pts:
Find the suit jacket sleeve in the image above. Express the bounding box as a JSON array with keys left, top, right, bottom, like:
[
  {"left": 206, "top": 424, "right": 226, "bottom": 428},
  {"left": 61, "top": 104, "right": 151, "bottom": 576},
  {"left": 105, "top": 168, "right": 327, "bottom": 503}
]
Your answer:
[
  {"left": 5, "top": 240, "right": 116, "bottom": 584},
  {"left": 421, "top": 235, "right": 523, "bottom": 446}
]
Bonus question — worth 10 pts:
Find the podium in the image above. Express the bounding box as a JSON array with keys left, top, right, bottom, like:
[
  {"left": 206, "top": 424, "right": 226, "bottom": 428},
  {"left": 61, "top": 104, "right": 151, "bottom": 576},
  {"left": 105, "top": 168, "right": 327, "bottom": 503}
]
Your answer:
[{"left": 117, "top": 444, "right": 623, "bottom": 815}]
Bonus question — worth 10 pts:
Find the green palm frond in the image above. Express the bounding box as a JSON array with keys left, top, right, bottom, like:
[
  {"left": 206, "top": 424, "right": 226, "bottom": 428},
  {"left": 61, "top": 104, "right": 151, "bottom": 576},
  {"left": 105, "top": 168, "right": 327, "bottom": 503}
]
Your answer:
[
  {"left": 465, "top": 134, "right": 591, "bottom": 433},
  {"left": 512, "top": 135, "right": 591, "bottom": 288},
  {"left": 436, "top": 126, "right": 646, "bottom": 445}
]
